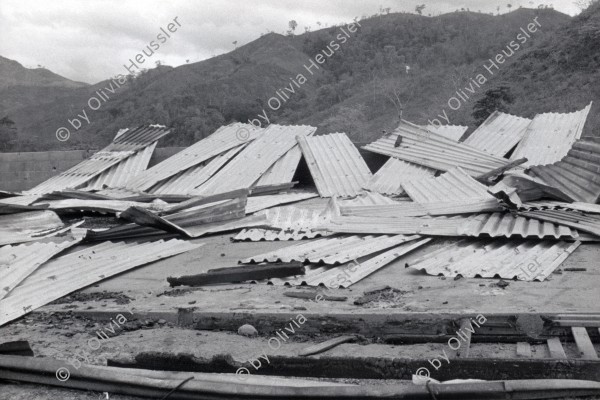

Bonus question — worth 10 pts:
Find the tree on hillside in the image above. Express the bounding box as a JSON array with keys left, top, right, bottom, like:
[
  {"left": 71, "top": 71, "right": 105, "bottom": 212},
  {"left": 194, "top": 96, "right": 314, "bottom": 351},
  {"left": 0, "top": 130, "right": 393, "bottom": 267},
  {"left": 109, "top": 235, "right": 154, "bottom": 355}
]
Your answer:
[
  {"left": 415, "top": 4, "right": 426, "bottom": 15},
  {"left": 287, "top": 20, "right": 298, "bottom": 36},
  {"left": 472, "top": 86, "right": 514, "bottom": 125}
]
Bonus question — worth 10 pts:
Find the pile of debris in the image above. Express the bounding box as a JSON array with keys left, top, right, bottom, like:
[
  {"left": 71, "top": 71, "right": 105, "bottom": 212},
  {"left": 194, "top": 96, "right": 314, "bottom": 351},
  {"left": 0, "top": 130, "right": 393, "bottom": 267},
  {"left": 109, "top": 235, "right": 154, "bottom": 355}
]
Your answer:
[{"left": 0, "top": 102, "right": 599, "bottom": 368}]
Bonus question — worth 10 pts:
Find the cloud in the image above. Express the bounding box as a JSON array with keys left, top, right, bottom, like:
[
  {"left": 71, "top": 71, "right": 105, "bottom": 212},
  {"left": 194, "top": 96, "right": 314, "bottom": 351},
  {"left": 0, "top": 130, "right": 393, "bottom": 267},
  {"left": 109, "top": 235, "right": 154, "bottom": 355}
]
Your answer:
[{"left": 0, "top": 0, "right": 579, "bottom": 84}]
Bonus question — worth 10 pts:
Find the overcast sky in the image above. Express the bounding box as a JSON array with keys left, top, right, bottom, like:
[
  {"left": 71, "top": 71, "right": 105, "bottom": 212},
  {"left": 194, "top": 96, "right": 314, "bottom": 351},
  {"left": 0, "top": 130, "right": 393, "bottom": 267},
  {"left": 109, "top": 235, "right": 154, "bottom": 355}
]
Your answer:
[{"left": 0, "top": 0, "right": 581, "bottom": 84}]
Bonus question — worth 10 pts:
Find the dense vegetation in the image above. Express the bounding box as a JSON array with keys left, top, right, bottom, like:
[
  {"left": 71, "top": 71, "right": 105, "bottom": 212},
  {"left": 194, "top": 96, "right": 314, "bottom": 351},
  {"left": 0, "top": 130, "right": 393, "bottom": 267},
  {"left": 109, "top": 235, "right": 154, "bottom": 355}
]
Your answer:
[{"left": 0, "top": 4, "right": 598, "bottom": 152}]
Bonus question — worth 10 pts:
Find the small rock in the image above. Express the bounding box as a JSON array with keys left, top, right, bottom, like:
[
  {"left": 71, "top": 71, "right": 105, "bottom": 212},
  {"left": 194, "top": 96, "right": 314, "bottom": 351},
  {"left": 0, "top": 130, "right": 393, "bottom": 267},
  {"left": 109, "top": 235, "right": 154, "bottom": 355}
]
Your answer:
[
  {"left": 453, "top": 276, "right": 462, "bottom": 281},
  {"left": 496, "top": 280, "right": 510, "bottom": 289},
  {"left": 220, "top": 253, "right": 226, "bottom": 257},
  {"left": 442, "top": 301, "right": 448, "bottom": 304},
  {"left": 188, "top": 300, "right": 197, "bottom": 305},
  {"left": 158, "top": 319, "right": 167, "bottom": 325},
  {"left": 238, "top": 324, "right": 258, "bottom": 337}
]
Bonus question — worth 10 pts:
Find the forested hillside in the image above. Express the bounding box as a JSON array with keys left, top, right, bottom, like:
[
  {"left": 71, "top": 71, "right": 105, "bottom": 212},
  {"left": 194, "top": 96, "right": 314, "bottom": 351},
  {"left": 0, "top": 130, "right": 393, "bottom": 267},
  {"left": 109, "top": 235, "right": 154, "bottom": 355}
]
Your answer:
[{"left": 2, "top": 5, "right": 597, "bottom": 152}]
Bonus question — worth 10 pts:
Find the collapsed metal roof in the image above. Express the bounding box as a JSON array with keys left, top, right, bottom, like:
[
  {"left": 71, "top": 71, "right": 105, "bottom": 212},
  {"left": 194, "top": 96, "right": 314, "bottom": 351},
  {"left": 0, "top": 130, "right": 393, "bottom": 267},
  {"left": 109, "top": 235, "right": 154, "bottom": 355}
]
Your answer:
[
  {"left": 0, "top": 239, "right": 202, "bottom": 327},
  {"left": 510, "top": 102, "right": 592, "bottom": 167},
  {"left": 402, "top": 167, "right": 502, "bottom": 215},
  {"left": 363, "top": 158, "right": 436, "bottom": 196},
  {"left": 528, "top": 138, "right": 600, "bottom": 203},
  {"left": 0, "top": 239, "right": 80, "bottom": 300},
  {"left": 363, "top": 120, "right": 510, "bottom": 176},
  {"left": 124, "top": 123, "right": 263, "bottom": 191},
  {"left": 192, "top": 125, "right": 316, "bottom": 196},
  {"left": 408, "top": 239, "right": 581, "bottom": 281},
  {"left": 462, "top": 111, "right": 532, "bottom": 157},
  {"left": 25, "top": 125, "right": 170, "bottom": 195},
  {"left": 297, "top": 133, "right": 373, "bottom": 198},
  {"left": 240, "top": 234, "right": 420, "bottom": 265},
  {"left": 422, "top": 124, "right": 468, "bottom": 141}
]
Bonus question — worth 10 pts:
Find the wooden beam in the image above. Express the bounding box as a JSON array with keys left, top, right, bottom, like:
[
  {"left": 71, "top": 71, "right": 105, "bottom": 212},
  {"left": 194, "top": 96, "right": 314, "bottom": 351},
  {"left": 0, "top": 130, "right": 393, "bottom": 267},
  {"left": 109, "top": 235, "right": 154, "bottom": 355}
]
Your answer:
[
  {"left": 572, "top": 327, "right": 598, "bottom": 360},
  {"left": 546, "top": 337, "right": 567, "bottom": 359},
  {"left": 167, "top": 263, "right": 305, "bottom": 287}
]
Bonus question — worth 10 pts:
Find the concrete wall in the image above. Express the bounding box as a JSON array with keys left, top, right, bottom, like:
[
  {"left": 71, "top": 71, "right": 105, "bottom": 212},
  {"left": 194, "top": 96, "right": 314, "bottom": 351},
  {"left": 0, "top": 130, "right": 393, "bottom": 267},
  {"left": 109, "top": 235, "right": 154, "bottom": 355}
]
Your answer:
[{"left": 0, "top": 147, "right": 186, "bottom": 192}]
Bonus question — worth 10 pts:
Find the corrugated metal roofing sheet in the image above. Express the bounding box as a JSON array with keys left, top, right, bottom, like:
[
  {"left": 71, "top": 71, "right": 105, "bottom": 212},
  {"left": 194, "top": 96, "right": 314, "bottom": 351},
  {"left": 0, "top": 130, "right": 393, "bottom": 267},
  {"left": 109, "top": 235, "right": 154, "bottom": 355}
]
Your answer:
[
  {"left": 408, "top": 239, "right": 581, "bottom": 281},
  {"left": 255, "top": 145, "right": 304, "bottom": 187},
  {"left": 297, "top": 133, "right": 373, "bottom": 198},
  {"left": 462, "top": 111, "right": 531, "bottom": 156},
  {"left": 511, "top": 102, "right": 592, "bottom": 167},
  {"left": 322, "top": 215, "right": 464, "bottom": 236},
  {"left": 104, "top": 125, "right": 171, "bottom": 152},
  {"left": 363, "top": 120, "right": 509, "bottom": 176},
  {"left": 0, "top": 211, "right": 65, "bottom": 245},
  {"left": 527, "top": 138, "right": 600, "bottom": 203},
  {"left": 240, "top": 234, "right": 419, "bottom": 265},
  {"left": 25, "top": 125, "right": 170, "bottom": 195},
  {"left": 245, "top": 191, "right": 319, "bottom": 214},
  {"left": 422, "top": 124, "right": 468, "bottom": 141},
  {"left": 233, "top": 228, "right": 332, "bottom": 241},
  {"left": 338, "top": 192, "right": 398, "bottom": 206},
  {"left": 518, "top": 209, "right": 600, "bottom": 237},
  {"left": 124, "top": 123, "right": 263, "bottom": 191},
  {"left": 363, "top": 158, "right": 437, "bottom": 196},
  {"left": 267, "top": 238, "right": 431, "bottom": 287},
  {"left": 83, "top": 142, "right": 157, "bottom": 191},
  {"left": 402, "top": 167, "right": 502, "bottom": 215},
  {"left": 24, "top": 151, "right": 135, "bottom": 195},
  {"left": 0, "top": 239, "right": 80, "bottom": 299},
  {"left": 339, "top": 202, "right": 427, "bottom": 218},
  {"left": 457, "top": 212, "right": 579, "bottom": 239},
  {"left": 521, "top": 201, "right": 600, "bottom": 214},
  {"left": 192, "top": 125, "right": 316, "bottom": 196},
  {"left": 149, "top": 146, "right": 245, "bottom": 195},
  {"left": 0, "top": 239, "right": 202, "bottom": 327}
]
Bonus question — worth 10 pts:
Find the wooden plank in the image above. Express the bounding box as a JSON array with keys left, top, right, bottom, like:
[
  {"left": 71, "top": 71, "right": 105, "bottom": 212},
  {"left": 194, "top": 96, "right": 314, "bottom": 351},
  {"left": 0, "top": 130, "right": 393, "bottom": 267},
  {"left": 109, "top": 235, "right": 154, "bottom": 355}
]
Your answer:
[
  {"left": 299, "top": 335, "right": 356, "bottom": 356},
  {"left": 554, "top": 320, "right": 600, "bottom": 327},
  {"left": 167, "top": 262, "right": 305, "bottom": 287},
  {"left": 283, "top": 291, "right": 347, "bottom": 302},
  {"left": 546, "top": 337, "right": 567, "bottom": 359},
  {"left": 455, "top": 319, "right": 472, "bottom": 358},
  {"left": 572, "top": 327, "right": 598, "bottom": 359},
  {"left": 516, "top": 342, "right": 532, "bottom": 358}
]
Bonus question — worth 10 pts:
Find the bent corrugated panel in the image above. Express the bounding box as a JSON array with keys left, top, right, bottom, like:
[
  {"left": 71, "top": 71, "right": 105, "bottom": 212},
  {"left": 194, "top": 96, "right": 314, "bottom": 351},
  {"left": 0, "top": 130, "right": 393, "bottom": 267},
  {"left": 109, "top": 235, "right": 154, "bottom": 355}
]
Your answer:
[
  {"left": 245, "top": 191, "right": 319, "bottom": 214},
  {"left": 0, "top": 210, "right": 66, "bottom": 245},
  {"left": 363, "top": 120, "right": 509, "bottom": 176},
  {"left": 124, "top": 123, "right": 263, "bottom": 191},
  {"left": 422, "top": 124, "right": 468, "bottom": 141},
  {"left": 193, "top": 125, "right": 316, "bottom": 196},
  {"left": 0, "top": 239, "right": 202, "bottom": 327},
  {"left": 462, "top": 111, "right": 531, "bottom": 156},
  {"left": 528, "top": 138, "right": 600, "bottom": 203},
  {"left": 511, "top": 102, "right": 592, "bottom": 167},
  {"left": 457, "top": 212, "right": 579, "bottom": 239},
  {"left": 149, "top": 146, "right": 245, "bottom": 195},
  {"left": 363, "top": 158, "right": 436, "bottom": 195},
  {"left": 518, "top": 209, "right": 600, "bottom": 237},
  {"left": 322, "top": 215, "right": 464, "bottom": 236},
  {"left": 240, "top": 234, "right": 419, "bottom": 265},
  {"left": 84, "top": 142, "right": 157, "bottom": 191},
  {"left": 408, "top": 239, "right": 581, "bottom": 281},
  {"left": 0, "top": 239, "right": 80, "bottom": 299},
  {"left": 25, "top": 125, "right": 171, "bottom": 195},
  {"left": 297, "top": 133, "right": 373, "bottom": 198},
  {"left": 254, "top": 145, "right": 304, "bottom": 187},
  {"left": 268, "top": 238, "right": 431, "bottom": 287},
  {"left": 402, "top": 167, "right": 502, "bottom": 215}
]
